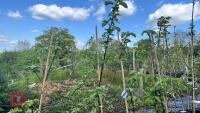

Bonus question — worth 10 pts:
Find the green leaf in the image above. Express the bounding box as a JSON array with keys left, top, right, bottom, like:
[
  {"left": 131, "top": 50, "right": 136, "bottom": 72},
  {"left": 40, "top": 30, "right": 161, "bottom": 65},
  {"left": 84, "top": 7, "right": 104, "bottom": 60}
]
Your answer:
[
  {"left": 102, "top": 20, "right": 108, "bottom": 27},
  {"left": 104, "top": 1, "right": 113, "bottom": 6},
  {"left": 128, "top": 32, "right": 136, "bottom": 37},
  {"left": 119, "top": 1, "right": 128, "bottom": 8},
  {"left": 113, "top": 26, "right": 121, "bottom": 32},
  {"left": 166, "top": 16, "right": 172, "bottom": 20}
]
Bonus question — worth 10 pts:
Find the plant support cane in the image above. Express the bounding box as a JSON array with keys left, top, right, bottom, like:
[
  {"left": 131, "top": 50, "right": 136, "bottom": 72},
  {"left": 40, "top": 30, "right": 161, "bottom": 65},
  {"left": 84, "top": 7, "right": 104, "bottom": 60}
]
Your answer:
[
  {"left": 118, "top": 31, "right": 129, "bottom": 113},
  {"left": 95, "top": 26, "right": 104, "bottom": 113},
  {"left": 38, "top": 33, "right": 54, "bottom": 113},
  {"left": 139, "top": 70, "right": 144, "bottom": 113},
  {"left": 121, "top": 60, "right": 129, "bottom": 113},
  {"left": 118, "top": 31, "right": 136, "bottom": 113},
  {"left": 117, "top": 31, "right": 129, "bottom": 113}
]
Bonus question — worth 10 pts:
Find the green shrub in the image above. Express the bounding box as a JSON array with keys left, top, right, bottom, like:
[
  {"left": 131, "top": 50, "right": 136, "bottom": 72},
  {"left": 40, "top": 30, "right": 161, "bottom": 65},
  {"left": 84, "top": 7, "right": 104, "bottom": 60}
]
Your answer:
[
  {"left": 9, "top": 74, "right": 40, "bottom": 91},
  {"left": 48, "top": 70, "right": 70, "bottom": 81},
  {"left": 8, "top": 99, "right": 39, "bottom": 113}
]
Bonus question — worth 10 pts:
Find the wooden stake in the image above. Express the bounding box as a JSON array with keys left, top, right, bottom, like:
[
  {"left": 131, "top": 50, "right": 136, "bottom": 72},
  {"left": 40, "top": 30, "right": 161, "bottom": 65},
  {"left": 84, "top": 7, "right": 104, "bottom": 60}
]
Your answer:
[
  {"left": 139, "top": 69, "right": 144, "bottom": 113},
  {"left": 96, "top": 26, "right": 101, "bottom": 81},
  {"left": 96, "top": 26, "right": 104, "bottom": 113},
  {"left": 117, "top": 31, "right": 129, "bottom": 113},
  {"left": 38, "top": 33, "right": 54, "bottom": 113},
  {"left": 121, "top": 60, "right": 129, "bottom": 113}
]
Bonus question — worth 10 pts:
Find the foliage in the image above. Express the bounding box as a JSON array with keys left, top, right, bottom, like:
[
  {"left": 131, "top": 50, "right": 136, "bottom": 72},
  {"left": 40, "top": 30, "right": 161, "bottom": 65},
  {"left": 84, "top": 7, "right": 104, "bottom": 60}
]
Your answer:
[
  {"left": 43, "top": 75, "right": 108, "bottom": 113},
  {"left": 127, "top": 72, "right": 190, "bottom": 112},
  {"left": 0, "top": 1, "right": 199, "bottom": 112},
  {"left": 8, "top": 99, "right": 39, "bottom": 113},
  {"left": 35, "top": 27, "right": 76, "bottom": 77},
  {"left": 48, "top": 70, "right": 70, "bottom": 81},
  {"left": 0, "top": 71, "right": 10, "bottom": 111}
]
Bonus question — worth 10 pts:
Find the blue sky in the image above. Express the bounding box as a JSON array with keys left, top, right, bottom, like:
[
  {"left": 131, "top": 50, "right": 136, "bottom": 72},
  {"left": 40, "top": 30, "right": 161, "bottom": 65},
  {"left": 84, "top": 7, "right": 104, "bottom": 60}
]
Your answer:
[{"left": 0, "top": 0, "right": 200, "bottom": 51}]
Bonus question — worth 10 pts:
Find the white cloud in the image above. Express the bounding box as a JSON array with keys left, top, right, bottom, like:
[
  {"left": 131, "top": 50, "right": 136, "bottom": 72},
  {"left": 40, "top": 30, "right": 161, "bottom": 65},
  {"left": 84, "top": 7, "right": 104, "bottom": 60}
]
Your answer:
[
  {"left": 7, "top": 10, "right": 23, "bottom": 19},
  {"left": 127, "top": 37, "right": 139, "bottom": 47},
  {"left": 31, "top": 29, "right": 39, "bottom": 33},
  {"left": 147, "top": 2, "right": 200, "bottom": 26},
  {"left": 0, "top": 35, "right": 8, "bottom": 42},
  {"left": 0, "top": 35, "right": 18, "bottom": 45},
  {"left": 95, "top": 4, "right": 105, "bottom": 21},
  {"left": 29, "top": 4, "right": 92, "bottom": 21},
  {"left": 8, "top": 40, "right": 18, "bottom": 44},
  {"left": 119, "top": 0, "right": 137, "bottom": 17},
  {"left": 76, "top": 40, "right": 85, "bottom": 49}
]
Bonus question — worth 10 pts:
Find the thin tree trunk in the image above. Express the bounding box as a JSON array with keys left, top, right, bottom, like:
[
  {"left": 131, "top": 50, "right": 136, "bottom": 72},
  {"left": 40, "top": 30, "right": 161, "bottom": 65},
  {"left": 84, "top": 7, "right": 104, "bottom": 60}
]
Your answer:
[
  {"left": 39, "top": 50, "right": 44, "bottom": 77},
  {"left": 40, "top": 39, "right": 45, "bottom": 78},
  {"left": 163, "top": 33, "right": 169, "bottom": 113},
  {"left": 133, "top": 48, "right": 136, "bottom": 71},
  {"left": 149, "top": 33, "right": 160, "bottom": 112},
  {"left": 191, "top": 1, "right": 195, "bottom": 113},
  {"left": 149, "top": 34, "right": 155, "bottom": 75},
  {"left": 96, "top": 26, "right": 101, "bottom": 83},
  {"left": 157, "top": 26, "right": 162, "bottom": 77},
  {"left": 163, "top": 92, "right": 169, "bottom": 113},
  {"left": 154, "top": 41, "right": 161, "bottom": 77},
  {"left": 171, "top": 75, "right": 177, "bottom": 113},
  {"left": 157, "top": 27, "right": 162, "bottom": 52},
  {"left": 38, "top": 33, "right": 54, "bottom": 113},
  {"left": 117, "top": 31, "right": 120, "bottom": 42},
  {"left": 164, "top": 34, "right": 169, "bottom": 70},
  {"left": 152, "top": 34, "right": 163, "bottom": 112},
  {"left": 172, "top": 27, "right": 177, "bottom": 113},
  {"left": 128, "top": 89, "right": 135, "bottom": 112},
  {"left": 95, "top": 26, "right": 104, "bottom": 113},
  {"left": 99, "top": 20, "right": 115, "bottom": 87}
]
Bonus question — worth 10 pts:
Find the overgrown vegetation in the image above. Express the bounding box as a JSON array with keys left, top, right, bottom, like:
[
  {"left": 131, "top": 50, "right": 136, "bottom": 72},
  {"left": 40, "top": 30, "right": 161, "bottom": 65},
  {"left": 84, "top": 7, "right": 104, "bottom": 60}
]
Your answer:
[{"left": 0, "top": 0, "right": 200, "bottom": 113}]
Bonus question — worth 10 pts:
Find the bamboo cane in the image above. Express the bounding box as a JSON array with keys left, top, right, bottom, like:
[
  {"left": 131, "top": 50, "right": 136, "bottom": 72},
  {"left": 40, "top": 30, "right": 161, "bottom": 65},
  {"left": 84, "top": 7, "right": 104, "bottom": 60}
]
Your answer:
[
  {"left": 139, "top": 69, "right": 144, "bottom": 113},
  {"left": 117, "top": 32, "right": 129, "bottom": 113},
  {"left": 95, "top": 26, "right": 104, "bottom": 113},
  {"left": 38, "top": 33, "right": 54, "bottom": 113},
  {"left": 121, "top": 60, "right": 129, "bottom": 113}
]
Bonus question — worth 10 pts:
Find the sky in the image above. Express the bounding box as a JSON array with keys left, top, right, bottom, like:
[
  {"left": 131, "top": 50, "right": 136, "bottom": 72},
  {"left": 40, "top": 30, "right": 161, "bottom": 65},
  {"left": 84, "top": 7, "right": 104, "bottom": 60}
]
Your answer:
[{"left": 0, "top": 0, "right": 200, "bottom": 51}]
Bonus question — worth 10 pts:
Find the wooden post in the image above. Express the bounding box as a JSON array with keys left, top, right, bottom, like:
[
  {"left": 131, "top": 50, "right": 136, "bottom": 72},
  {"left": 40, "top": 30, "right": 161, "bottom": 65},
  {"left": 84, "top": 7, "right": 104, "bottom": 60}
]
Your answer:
[
  {"left": 38, "top": 33, "right": 54, "bottom": 113},
  {"left": 96, "top": 26, "right": 104, "bottom": 113}
]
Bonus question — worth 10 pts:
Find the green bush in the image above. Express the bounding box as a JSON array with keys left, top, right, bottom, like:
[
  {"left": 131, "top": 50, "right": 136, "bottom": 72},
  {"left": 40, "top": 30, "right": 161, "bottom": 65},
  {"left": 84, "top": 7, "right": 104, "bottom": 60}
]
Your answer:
[
  {"left": 8, "top": 99, "right": 39, "bottom": 113},
  {"left": 9, "top": 74, "right": 40, "bottom": 91},
  {"left": 48, "top": 70, "right": 70, "bottom": 81}
]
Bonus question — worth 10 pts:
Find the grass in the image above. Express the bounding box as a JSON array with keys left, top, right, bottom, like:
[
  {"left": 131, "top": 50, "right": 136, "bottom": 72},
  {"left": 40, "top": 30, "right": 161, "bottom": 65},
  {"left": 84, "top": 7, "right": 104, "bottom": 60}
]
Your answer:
[{"left": 103, "top": 69, "right": 129, "bottom": 86}]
